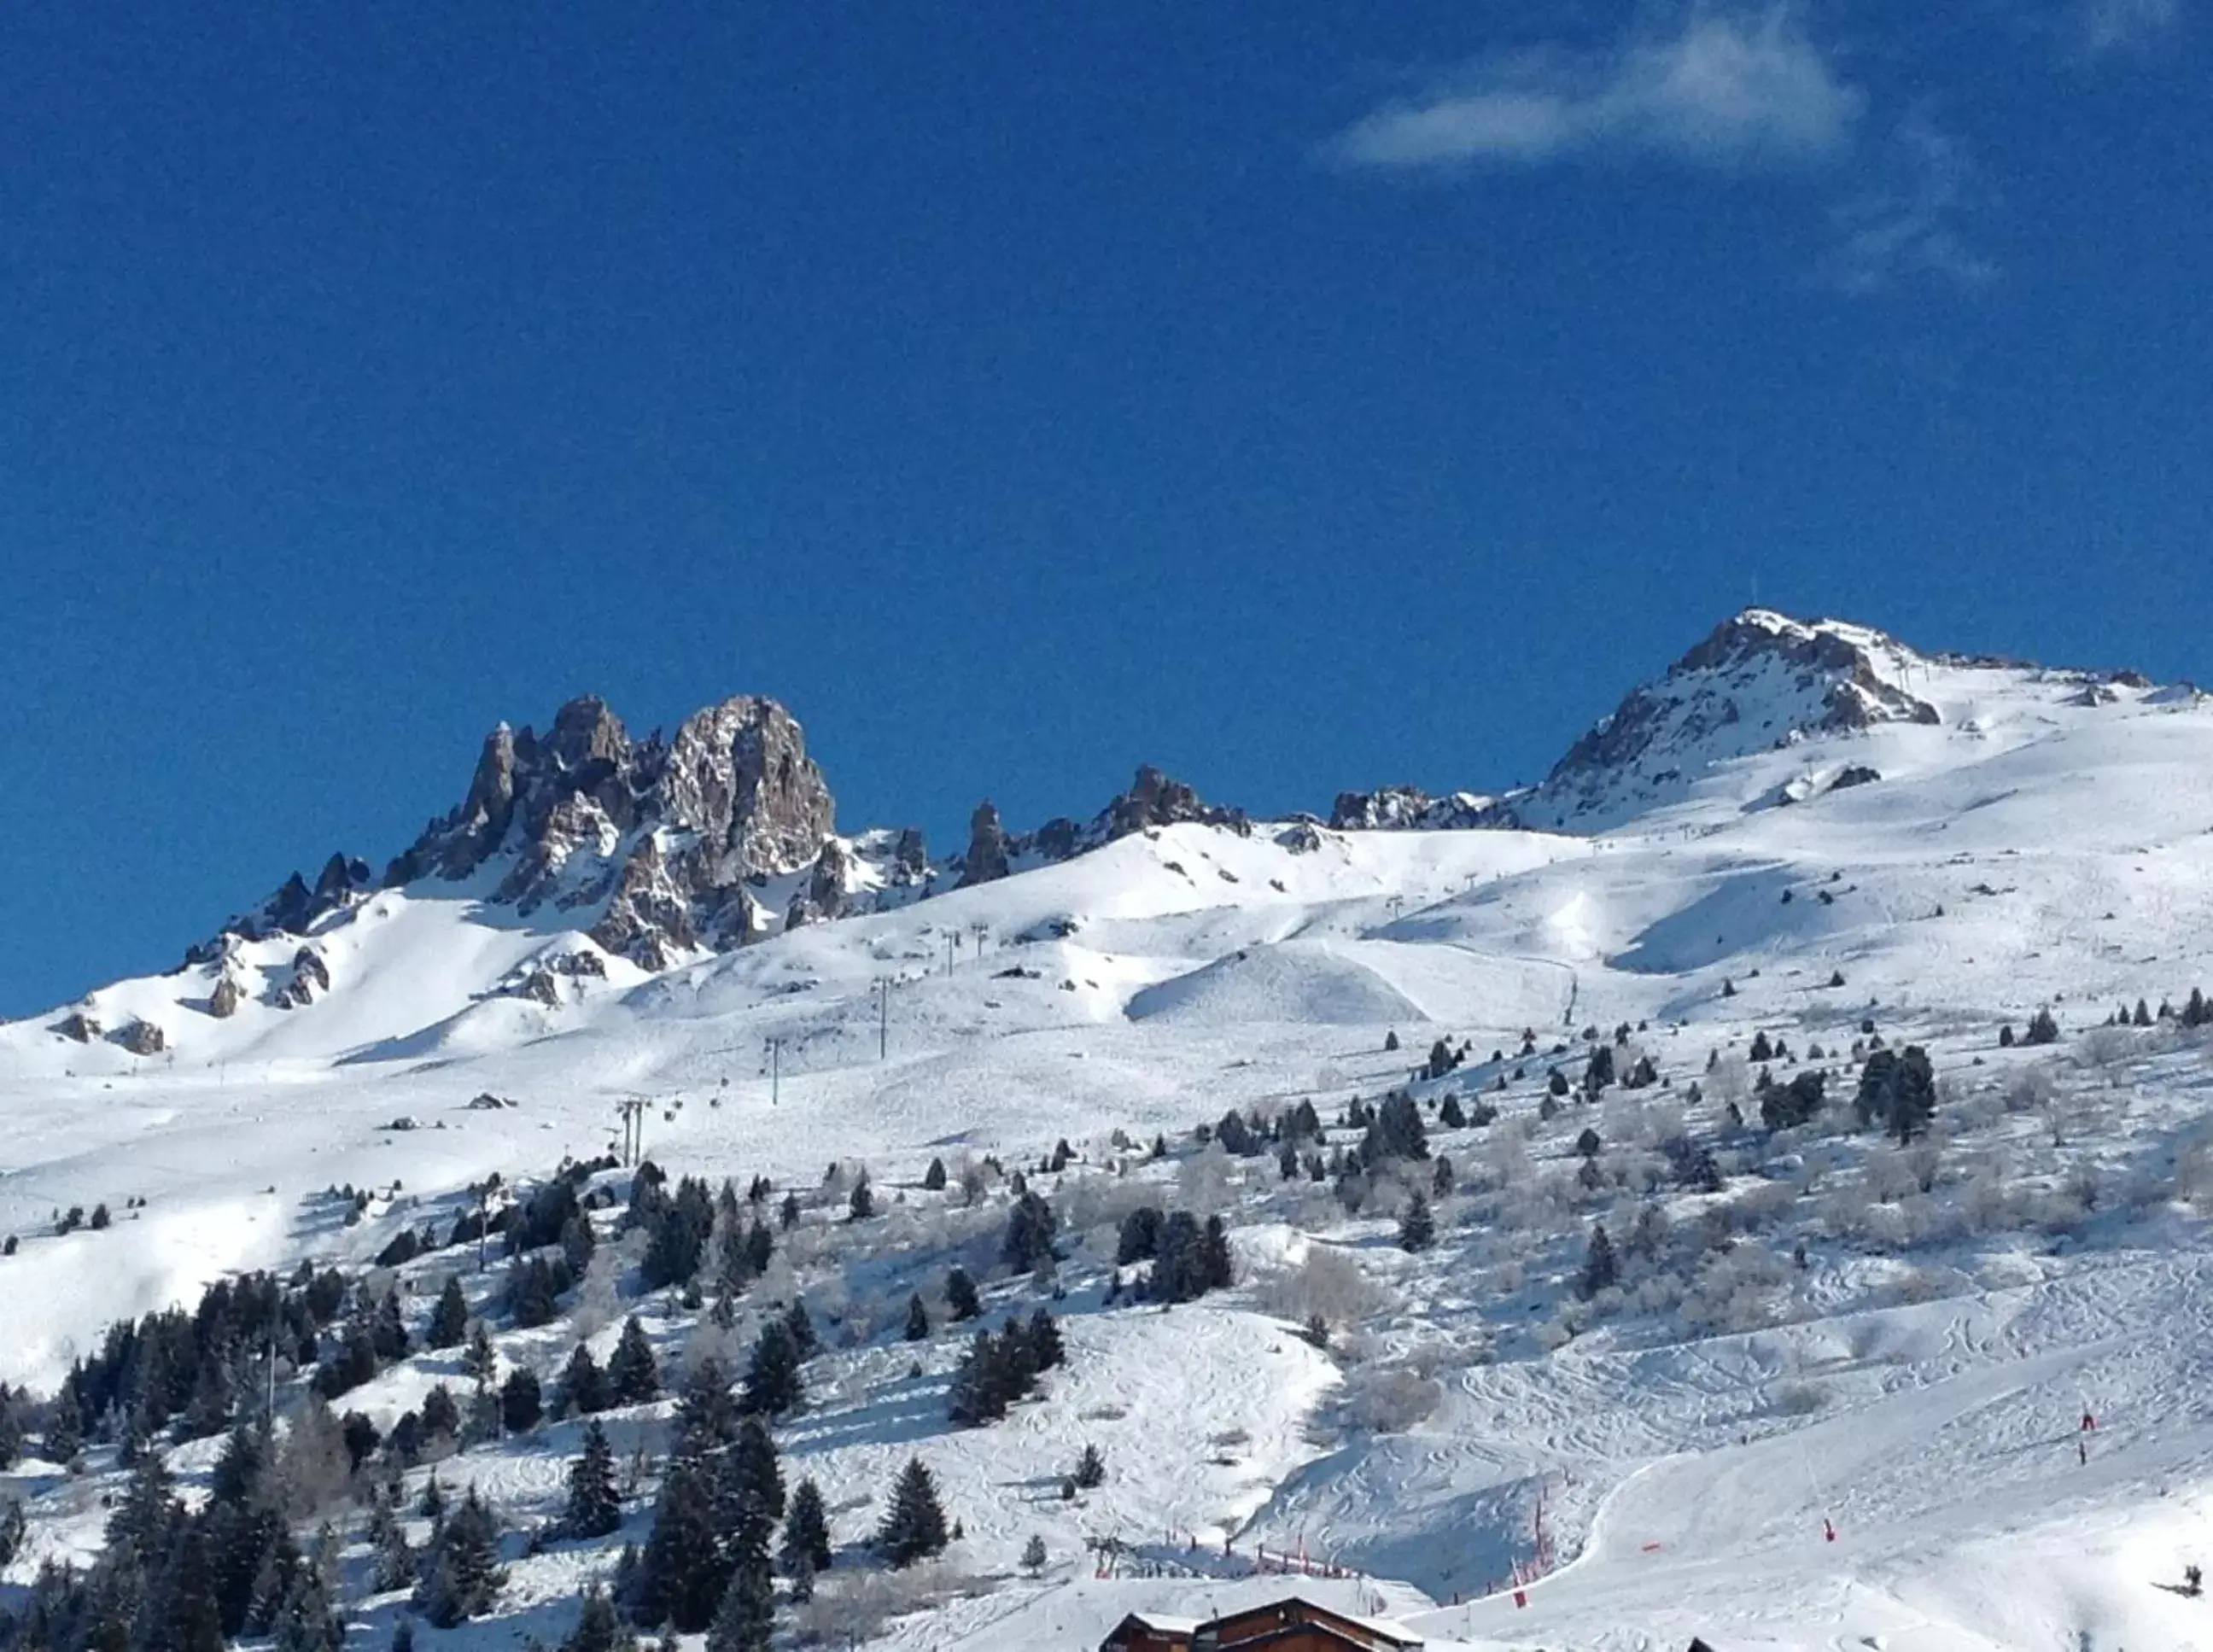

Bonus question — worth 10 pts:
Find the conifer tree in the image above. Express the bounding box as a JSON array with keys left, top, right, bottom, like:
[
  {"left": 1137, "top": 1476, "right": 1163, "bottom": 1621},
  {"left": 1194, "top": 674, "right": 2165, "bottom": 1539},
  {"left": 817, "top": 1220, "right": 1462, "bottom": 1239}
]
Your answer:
[
  {"left": 608, "top": 1316, "right": 660, "bottom": 1404},
  {"left": 739, "top": 1321, "right": 803, "bottom": 1416},
  {"left": 784, "top": 1298, "right": 819, "bottom": 1358},
  {"left": 1027, "top": 1307, "right": 1066, "bottom": 1371},
  {"left": 904, "top": 1293, "right": 931, "bottom": 1341},
  {"left": 501, "top": 1367, "right": 543, "bottom": 1434},
  {"left": 923, "top": 1157, "right": 948, "bottom": 1191},
  {"left": 634, "top": 1453, "right": 724, "bottom": 1632},
  {"left": 1072, "top": 1443, "right": 1106, "bottom": 1489},
  {"left": 564, "top": 1420, "right": 623, "bottom": 1539},
  {"left": 1398, "top": 1190, "right": 1436, "bottom": 1252},
  {"left": 413, "top": 1485, "right": 506, "bottom": 1627},
  {"left": 561, "top": 1342, "right": 610, "bottom": 1416},
  {"left": 462, "top": 1321, "right": 497, "bottom": 1385},
  {"left": 944, "top": 1266, "right": 983, "bottom": 1322},
  {"left": 875, "top": 1457, "right": 950, "bottom": 1568},
  {"left": 562, "top": 1585, "right": 636, "bottom": 1652},
  {"left": 780, "top": 1477, "right": 832, "bottom": 1576},
  {"left": 147, "top": 1520, "right": 230, "bottom": 1652},
  {"left": 1001, "top": 1189, "right": 1059, "bottom": 1271},
  {"left": 1580, "top": 1223, "right": 1618, "bottom": 1299},
  {"left": 706, "top": 1542, "right": 775, "bottom": 1652}
]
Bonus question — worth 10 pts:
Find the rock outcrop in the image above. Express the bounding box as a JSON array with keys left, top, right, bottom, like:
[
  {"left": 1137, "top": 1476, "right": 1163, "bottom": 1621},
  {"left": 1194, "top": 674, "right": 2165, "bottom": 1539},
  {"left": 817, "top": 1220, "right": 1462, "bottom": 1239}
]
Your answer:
[
  {"left": 118, "top": 1019, "right": 166, "bottom": 1056},
  {"left": 962, "top": 767, "right": 1248, "bottom": 884},
  {"left": 1508, "top": 610, "right": 1948, "bottom": 832},
  {"left": 365, "top": 693, "right": 846, "bottom": 966},
  {"left": 207, "top": 976, "right": 242, "bottom": 1019},
  {"left": 54, "top": 1012, "right": 101, "bottom": 1044},
  {"left": 960, "top": 803, "right": 1013, "bottom": 888},
  {"left": 1329, "top": 785, "right": 1497, "bottom": 832}
]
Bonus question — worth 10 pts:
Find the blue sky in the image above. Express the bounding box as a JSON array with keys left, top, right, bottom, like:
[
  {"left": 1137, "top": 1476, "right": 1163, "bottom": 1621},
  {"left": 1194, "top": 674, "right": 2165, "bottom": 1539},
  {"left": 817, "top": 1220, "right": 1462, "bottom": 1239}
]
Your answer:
[{"left": 3, "top": 0, "right": 2207, "bottom": 1015}]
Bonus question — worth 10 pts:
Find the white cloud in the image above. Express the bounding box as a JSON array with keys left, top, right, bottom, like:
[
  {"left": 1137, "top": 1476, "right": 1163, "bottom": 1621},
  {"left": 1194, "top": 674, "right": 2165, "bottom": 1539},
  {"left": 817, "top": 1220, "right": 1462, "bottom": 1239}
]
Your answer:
[
  {"left": 1330, "top": 8, "right": 1865, "bottom": 172},
  {"left": 1819, "top": 112, "right": 1997, "bottom": 295},
  {"left": 2078, "top": 0, "right": 2182, "bottom": 55}
]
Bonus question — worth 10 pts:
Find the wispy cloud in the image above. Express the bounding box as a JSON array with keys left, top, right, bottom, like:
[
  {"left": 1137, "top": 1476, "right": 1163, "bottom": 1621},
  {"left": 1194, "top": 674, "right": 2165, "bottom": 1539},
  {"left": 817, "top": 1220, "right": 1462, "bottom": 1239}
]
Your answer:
[
  {"left": 1819, "top": 111, "right": 1997, "bottom": 295},
  {"left": 1328, "top": 7, "right": 1865, "bottom": 172},
  {"left": 2077, "top": 0, "right": 2182, "bottom": 55}
]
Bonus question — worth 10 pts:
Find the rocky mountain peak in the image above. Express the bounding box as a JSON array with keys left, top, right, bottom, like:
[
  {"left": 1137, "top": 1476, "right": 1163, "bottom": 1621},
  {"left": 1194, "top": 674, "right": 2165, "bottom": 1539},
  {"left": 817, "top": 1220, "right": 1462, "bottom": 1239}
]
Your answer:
[{"left": 1509, "top": 609, "right": 1943, "bottom": 832}]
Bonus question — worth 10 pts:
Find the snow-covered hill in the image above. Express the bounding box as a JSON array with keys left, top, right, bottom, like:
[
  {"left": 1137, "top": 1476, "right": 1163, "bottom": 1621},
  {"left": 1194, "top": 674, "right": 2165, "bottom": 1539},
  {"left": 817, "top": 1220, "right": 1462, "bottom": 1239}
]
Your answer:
[{"left": 4, "top": 608, "right": 2212, "bottom": 1652}]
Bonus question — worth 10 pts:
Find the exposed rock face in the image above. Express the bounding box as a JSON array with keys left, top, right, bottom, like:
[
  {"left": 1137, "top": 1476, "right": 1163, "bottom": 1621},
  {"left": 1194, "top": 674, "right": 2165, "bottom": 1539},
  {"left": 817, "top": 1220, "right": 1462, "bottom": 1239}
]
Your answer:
[
  {"left": 118, "top": 1019, "right": 166, "bottom": 1056},
  {"left": 1102, "top": 766, "right": 1249, "bottom": 840},
  {"left": 969, "top": 767, "right": 1249, "bottom": 883},
  {"left": 1509, "top": 610, "right": 1946, "bottom": 833},
  {"left": 188, "top": 854, "right": 371, "bottom": 965},
  {"left": 207, "top": 976, "right": 242, "bottom": 1019},
  {"left": 785, "top": 836, "right": 855, "bottom": 929},
  {"left": 960, "top": 803, "right": 1013, "bottom": 888},
  {"left": 365, "top": 692, "right": 841, "bottom": 967},
  {"left": 55, "top": 1012, "right": 101, "bottom": 1044},
  {"left": 276, "top": 946, "right": 330, "bottom": 1009},
  {"left": 1329, "top": 785, "right": 1497, "bottom": 832}
]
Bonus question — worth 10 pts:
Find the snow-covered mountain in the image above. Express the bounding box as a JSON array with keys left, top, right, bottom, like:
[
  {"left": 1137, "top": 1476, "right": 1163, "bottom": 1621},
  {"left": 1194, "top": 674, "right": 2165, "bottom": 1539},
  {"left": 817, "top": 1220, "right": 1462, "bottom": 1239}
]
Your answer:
[{"left": 4, "top": 608, "right": 2211, "bottom": 1652}]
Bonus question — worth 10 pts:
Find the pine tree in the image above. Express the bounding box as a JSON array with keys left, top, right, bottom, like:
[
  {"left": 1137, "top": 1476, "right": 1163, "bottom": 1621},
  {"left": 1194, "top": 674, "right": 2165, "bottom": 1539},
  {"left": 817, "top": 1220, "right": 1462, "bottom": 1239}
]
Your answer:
[
  {"left": 1022, "top": 1533, "right": 1047, "bottom": 1573},
  {"left": 722, "top": 1416, "right": 785, "bottom": 1528},
  {"left": 107, "top": 1444, "right": 178, "bottom": 1563},
  {"left": 739, "top": 1320, "right": 803, "bottom": 1416},
  {"left": 562, "top": 1585, "right": 637, "bottom": 1652},
  {"left": 875, "top": 1457, "right": 950, "bottom": 1567},
  {"left": 608, "top": 1316, "right": 660, "bottom": 1404},
  {"left": 706, "top": 1543, "right": 775, "bottom": 1652},
  {"left": 1580, "top": 1223, "right": 1618, "bottom": 1299},
  {"left": 1196, "top": 1214, "right": 1235, "bottom": 1292},
  {"left": 780, "top": 1477, "right": 832, "bottom": 1576},
  {"left": 944, "top": 1266, "right": 982, "bottom": 1322},
  {"left": 1072, "top": 1443, "right": 1106, "bottom": 1489},
  {"left": 1001, "top": 1189, "right": 1059, "bottom": 1271},
  {"left": 1026, "top": 1308, "right": 1065, "bottom": 1372},
  {"left": 904, "top": 1293, "right": 931, "bottom": 1341},
  {"left": 635, "top": 1453, "right": 725, "bottom": 1632},
  {"left": 501, "top": 1367, "right": 543, "bottom": 1434},
  {"left": 1398, "top": 1190, "right": 1435, "bottom": 1252},
  {"left": 847, "top": 1174, "right": 875, "bottom": 1222},
  {"left": 462, "top": 1321, "right": 497, "bottom": 1385},
  {"left": 0, "top": 1501, "right": 24, "bottom": 1571},
  {"left": 923, "top": 1157, "right": 948, "bottom": 1192},
  {"left": 413, "top": 1485, "right": 506, "bottom": 1627},
  {"left": 784, "top": 1298, "right": 819, "bottom": 1358},
  {"left": 561, "top": 1342, "right": 610, "bottom": 1416},
  {"left": 371, "top": 1483, "right": 418, "bottom": 1591},
  {"left": 564, "top": 1421, "right": 622, "bottom": 1539},
  {"left": 147, "top": 1520, "right": 230, "bottom": 1652},
  {"left": 675, "top": 1357, "right": 738, "bottom": 1456}
]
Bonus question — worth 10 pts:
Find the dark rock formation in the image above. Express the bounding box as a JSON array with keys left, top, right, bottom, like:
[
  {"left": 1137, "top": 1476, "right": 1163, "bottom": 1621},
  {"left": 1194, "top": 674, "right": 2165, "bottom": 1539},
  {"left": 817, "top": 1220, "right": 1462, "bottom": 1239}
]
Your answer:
[
  {"left": 1830, "top": 764, "right": 1882, "bottom": 791},
  {"left": 1329, "top": 786, "right": 1496, "bottom": 832},
  {"left": 961, "top": 803, "right": 1013, "bottom": 888},
  {"left": 207, "top": 975, "right": 242, "bottom": 1019},
  {"left": 785, "top": 836, "right": 855, "bottom": 929},
  {"left": 55, "top": 1012, "right": 101, "bottom": 1044},
  {"left": 372, "top": 692, "right": 838, "bottom": 967},
  {"left": 118, "top": 1019, "right": 166, "bottom": 1056}
]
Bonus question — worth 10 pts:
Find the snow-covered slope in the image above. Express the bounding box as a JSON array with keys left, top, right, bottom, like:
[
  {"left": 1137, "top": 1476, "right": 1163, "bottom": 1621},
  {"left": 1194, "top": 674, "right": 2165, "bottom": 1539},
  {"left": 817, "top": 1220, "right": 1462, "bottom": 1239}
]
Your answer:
[{"left": 4, "top": 608, "right": 2212, "bottom": 1651}]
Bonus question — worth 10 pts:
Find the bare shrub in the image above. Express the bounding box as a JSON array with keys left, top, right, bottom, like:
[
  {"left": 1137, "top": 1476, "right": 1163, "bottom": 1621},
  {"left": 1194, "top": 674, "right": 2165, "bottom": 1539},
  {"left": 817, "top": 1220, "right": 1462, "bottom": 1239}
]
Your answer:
[
  {"left": 791, "top": 1562, "right": 990, "bottom": 1645},
  {"left": 1338, "top": 1363, "right": 1442, "bottom": 1433},
  {"left": 2072, "top": 1024, "right": 2139, "bottom": 1072},
  {"left": 1257, "top": 1244, "right": 1395, "bottom": 1328},
  {"left": 1770, "top": 1380, "right": 1828, "bottom": 1416},
  {"left": 2004, "top": 1064, "right": 2057, "bottom": 1114}
]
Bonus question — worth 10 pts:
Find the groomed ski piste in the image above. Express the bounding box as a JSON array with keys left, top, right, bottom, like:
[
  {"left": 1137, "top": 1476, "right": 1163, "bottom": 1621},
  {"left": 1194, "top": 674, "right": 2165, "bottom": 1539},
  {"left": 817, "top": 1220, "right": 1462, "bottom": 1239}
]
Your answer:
[{"left": 5, "top": 611, "right": 2213, "bottom": 1650}]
